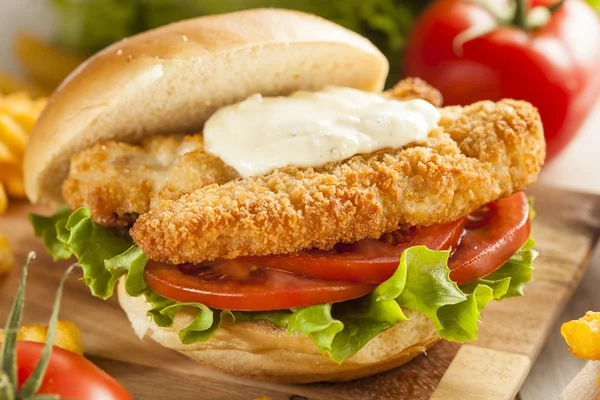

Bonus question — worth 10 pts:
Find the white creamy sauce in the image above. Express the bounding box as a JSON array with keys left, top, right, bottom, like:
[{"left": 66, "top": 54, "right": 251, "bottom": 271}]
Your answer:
[{"left": 203, "top": 87, "right": 441, "bottom": 178}]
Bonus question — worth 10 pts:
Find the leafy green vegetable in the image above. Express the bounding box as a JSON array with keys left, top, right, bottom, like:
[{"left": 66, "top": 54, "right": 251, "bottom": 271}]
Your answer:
[
  {"left": 52, "top": 0, "right": 140, "bottom": 54},
  {"left": 31, "top": 208, "right": 141, "bottom": 299},
  {"left": 288, "top": 242, "right": 536, "bottom": 361},
  {"left": 50, "top": 0, "right": 431, "bottom": 85},
  {"left": 30, "top": 207, "right": 537, "bottom": 364},
  {"left": 28, "top": 206, "right": 72, "bottom": 261},
  {"left": 528, "top": 197, "right": 536, "bottom": 220}
]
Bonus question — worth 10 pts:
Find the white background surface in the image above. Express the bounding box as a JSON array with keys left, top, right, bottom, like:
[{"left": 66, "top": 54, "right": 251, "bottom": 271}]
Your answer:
[{"left": 0, "top": 1, "right": 599, "bottom": 399}]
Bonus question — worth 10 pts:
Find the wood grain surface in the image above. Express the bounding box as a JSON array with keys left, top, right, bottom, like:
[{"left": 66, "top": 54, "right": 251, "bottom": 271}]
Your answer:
[
  {"left": 558, "top": 361, "right": 600, "bottom": 400},
  {"left": 519, "top": 244, "right": 600, "bottom": 400},
  {"left": 0, "top": 184, "right": 597, "bottom": 400}
]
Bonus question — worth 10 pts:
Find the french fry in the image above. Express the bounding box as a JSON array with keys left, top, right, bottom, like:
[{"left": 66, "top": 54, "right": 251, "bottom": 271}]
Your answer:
[
  {"left": 14, "top": 33, "right": 84, "bottom": 89},
  {"left": 0, "top": 92, "right": 48, "bottom": 205},
  {"left": 0, "top": 182, "right": 7, "bottom": 215},
  {"left": 6, "top": 111, "right": 36, "bottom": 133},
  {"left": 0, "top": 164, "right": 26, "bottom": 199},
  {"left": 0, "top": 92, "right": 46, "bottom": 133},
  {"left": 562, "top": 311, "right": 600, "bottom": 360},
  {"left": 0, "top": 71, "right": 49, "bottom": 97},
  {"left": 0, "top": 114, "right": 28, "bottom": 156},
  {"left": 0, "top": 234, "right": 12, "bottom": 276},
  {"left": 0, "top": 321, "right": 84, "bottom": 355},
  {"left": 0, "top": 141, "right": 17, "bottom": 165}
]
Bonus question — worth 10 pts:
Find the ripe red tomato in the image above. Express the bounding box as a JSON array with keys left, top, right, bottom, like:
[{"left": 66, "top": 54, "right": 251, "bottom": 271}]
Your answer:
[
  {"left": 16, "top": 341, "right": 132, "bottom": 399},
  {"left": 243, "top": 217, "right": 466, "bottom": 284},
  {"left": 405, "top": 0, "right": 600, "bottom": 161},
  {"left": 449, "top": 192, "right": 531, "bottom": 285},
  {"left": 145, "top": 260, "right": 375, "bottom": 311}
]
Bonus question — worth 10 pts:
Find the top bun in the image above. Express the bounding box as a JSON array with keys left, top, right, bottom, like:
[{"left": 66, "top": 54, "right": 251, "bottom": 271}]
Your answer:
[{"left": 24, "top": 8, "right": 388, "bottom": 204}]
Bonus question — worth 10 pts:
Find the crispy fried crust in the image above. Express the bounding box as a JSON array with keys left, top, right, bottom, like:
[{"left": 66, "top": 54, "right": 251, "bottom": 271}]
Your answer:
[
  {"left": 61, "top": 78, "right": 441, "bottom": 229},
  {"left": 131, "top": 99, "right": 545, "bottom": 264},
  {"left": 62, "top": 135, "right": 238, "bottom": 229},
  {"left": 385, "top": 77, "right": 443, "bottom": 107}
]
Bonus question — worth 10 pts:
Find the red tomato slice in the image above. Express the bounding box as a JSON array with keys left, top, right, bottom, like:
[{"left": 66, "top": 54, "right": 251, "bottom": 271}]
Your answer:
[
  {"left": 448, "top": 192, "right": 531, "bottom": 285},
  {"left": 242, "top": 218, "right": 466, "bottom": 284},
  {"left": 144, "top": 260, "right": 375, "bottom": 311},
  {"left": 16, "top": 341, "right": 131, "bottom": 400}
]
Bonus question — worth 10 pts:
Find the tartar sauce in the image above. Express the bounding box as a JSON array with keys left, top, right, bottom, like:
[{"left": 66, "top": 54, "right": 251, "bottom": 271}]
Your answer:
[{"left": 203, "top": 87, "right": 440, "bottom": 178}]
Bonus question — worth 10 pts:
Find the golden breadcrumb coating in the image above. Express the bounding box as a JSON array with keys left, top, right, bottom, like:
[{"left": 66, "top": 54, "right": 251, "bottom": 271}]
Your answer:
[
  {"left": 61, "top": 78, "right": 442, "bottom": 229},
  {"left": 385, "top": 77, "right": 443, "bottom": 107},
  {"left": 62, "top": 135, "right": 238, "bottom": 229},
  {"left": 130, "top": 99, "right": 545, "bottom": 264}
]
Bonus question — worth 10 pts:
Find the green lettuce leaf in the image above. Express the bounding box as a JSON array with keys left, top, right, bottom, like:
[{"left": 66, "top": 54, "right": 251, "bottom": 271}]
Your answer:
[
  {"left": 289, "top": 241, "right": 537, "bottom": 362},
  {"left": 30, "top": 207, "right": 537, "bottom": 364},
  {"left": 32, "top": 208, "right": 141, "bottom": 299},
  {"left": 28, "top": 206, "right": 72, "bottom": 261}
]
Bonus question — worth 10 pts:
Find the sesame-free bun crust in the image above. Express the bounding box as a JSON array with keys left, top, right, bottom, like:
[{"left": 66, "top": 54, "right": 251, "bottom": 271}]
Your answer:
[
  {"left": 24, "top": 8, "right": 388, "bottom": 204},
  {"left": 117, "top": 279, "right": 439, "bottom": 383}
]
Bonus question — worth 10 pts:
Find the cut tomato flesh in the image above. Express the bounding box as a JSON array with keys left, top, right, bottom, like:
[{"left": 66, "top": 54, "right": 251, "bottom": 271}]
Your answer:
[
  {"left": 145, "top": 259, "right": 375, "bottom": 311},
  {"left": 448, "top": 192, "right": 531, "bottom": 285},
  {"left": 241, "top": 217, "right": 466, "bottom": 284}
]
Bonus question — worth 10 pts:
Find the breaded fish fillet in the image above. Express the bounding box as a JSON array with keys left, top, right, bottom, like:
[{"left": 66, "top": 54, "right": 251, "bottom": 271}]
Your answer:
[
  {"left": 385, "top": 77, "right": 443, "bottom": 107},
  {"left": 62, "top": 78, "right": 441, "bottom": 229},
  {"left": 62, "top": 135, "right": 238, "bottom": 229},
  {"left": 131, "top": 99, "right": 545, "bottom": 264}
]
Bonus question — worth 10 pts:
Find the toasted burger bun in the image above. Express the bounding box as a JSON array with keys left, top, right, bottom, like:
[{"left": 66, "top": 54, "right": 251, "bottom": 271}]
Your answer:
[
  {"left": 24, "top": 8, "right": 388, "bottom": 205},
  {"left": 117, "top": 279, "right": 439, "bottom": 383}
]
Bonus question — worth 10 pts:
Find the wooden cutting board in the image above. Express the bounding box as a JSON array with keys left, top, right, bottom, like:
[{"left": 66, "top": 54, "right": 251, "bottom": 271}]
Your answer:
[
  {"left": 0, "top": 184, "right": 598, "bottom": 400},
  {"left": 559, "top": 361, "right": 600, "bottom": 400}
]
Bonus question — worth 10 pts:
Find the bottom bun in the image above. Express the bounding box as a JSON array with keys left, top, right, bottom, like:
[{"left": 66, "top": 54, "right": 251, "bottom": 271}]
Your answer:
[{"left": 117, "top": 279, "right": 440, "bottom": 383}]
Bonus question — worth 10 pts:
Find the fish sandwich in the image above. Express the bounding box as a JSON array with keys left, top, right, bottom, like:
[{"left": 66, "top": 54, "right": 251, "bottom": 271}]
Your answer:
[{"left": 25, "top": 9, "right": 544, "bottom": 383}]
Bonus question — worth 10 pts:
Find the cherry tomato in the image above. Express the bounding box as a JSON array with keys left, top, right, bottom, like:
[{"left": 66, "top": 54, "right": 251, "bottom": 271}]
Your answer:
[
  {"left": 449, "top": 192, "right": 531, "bottom": 285},
  {"left": 144, "top": 260, "right": 375, "bottom": 311},
  {"left": 15, "top": 341, "right": 131, "bottom": 400},
  {"left": 405, "top": 0, "right": 600, "bottom": 161},
  {"left": 242, "top": 218, "right": 466, "bottom": 284}
]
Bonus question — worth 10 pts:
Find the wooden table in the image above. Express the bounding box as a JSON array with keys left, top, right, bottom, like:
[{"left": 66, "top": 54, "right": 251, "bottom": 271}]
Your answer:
[
  {"left": 520, "top": 100, "right": 600, "bottom": 400},
  {"left": 0, "top": 2, "right": 599, "bottom": 393}
]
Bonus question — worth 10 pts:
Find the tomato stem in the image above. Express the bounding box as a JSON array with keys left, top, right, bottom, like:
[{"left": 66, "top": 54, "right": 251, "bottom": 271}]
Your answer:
[
  {"left": 514, "top": 0, "right": 530, "bottom": 28},
  {"left": 0, "top": 372, "right": 15, "bottom": 400},
  {"left": 0, "top": 253, "right": 33, "bottom": 393},
  {"left": 548, "top": 0, "right": 566, "bottom": 13},
  {"left": 18, "top": 263, "right": 77, "bottom": 398}
]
